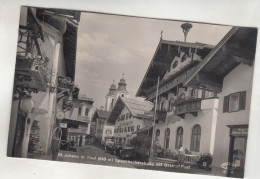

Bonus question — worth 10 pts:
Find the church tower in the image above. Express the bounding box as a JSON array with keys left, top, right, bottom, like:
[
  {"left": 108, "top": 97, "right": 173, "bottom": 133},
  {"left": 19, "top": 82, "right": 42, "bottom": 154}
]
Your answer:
[
  {"left": 115, "top": 74, "right": 129, "bottom": 100},
  {"left": 105, "top": 80, "right": 116, "bottom": 111}
]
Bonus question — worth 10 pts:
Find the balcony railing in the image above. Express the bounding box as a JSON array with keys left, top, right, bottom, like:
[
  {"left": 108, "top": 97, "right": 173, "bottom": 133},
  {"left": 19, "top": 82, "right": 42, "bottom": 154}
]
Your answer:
[
  {"left": 174, "top": 97, "right": 201, "bottom": 115},
  {"left": 15, "top": 56, "right": 51, "bottom": 92}
]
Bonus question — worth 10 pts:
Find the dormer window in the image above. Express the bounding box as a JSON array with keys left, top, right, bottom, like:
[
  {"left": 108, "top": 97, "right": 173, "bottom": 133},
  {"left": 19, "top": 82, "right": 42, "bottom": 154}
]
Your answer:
[
  {"left": 172, "top": 61, "right": 178, "bottom": 69},
  {"left": 85, "top": 108, "right": 89, "bottom": 116}
]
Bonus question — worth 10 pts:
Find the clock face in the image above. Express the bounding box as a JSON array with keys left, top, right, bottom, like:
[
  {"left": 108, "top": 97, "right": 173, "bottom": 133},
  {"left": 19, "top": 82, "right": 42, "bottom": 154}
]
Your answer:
[{"left": 56, "top": 111, "right": 65, "bottom": 120}]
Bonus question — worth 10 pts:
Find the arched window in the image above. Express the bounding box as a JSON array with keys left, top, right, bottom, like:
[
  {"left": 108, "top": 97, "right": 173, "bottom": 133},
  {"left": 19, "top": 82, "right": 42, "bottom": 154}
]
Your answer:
[
  {"left": 121, "top": 94, "right": 124, "bottom": 97},
  {"left": 164, "top": 128, "right": 170, "bottom": 149},
  {"left": 161, "top": 101, "right": 165, "bottom": 111},
  {"left": 179, "top": 93, "right": 185, "bottom": 99},
  {"left": 175, "top": 127, "right": 183, "bottom": 149},
  {"left": 190, "top": 125, "right": 201, "bottom": 152},
  {"left": 168, "top": 98, "right": 175, "bottom": 112}
]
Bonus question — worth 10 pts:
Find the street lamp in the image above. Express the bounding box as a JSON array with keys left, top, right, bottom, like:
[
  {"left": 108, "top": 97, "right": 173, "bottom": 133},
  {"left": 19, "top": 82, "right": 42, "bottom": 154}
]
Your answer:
[{"left": 181, "top": 23, "right": 192, "bottom": 42}]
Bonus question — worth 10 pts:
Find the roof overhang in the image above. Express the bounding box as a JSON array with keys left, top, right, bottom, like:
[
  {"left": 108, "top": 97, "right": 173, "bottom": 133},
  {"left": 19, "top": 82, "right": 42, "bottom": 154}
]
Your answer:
[
  {"left": 183, "top": 27, "right": 257, "bottom": 92},
  {"left": 136, "top": 40, "right": 213, "bottom": 98}
]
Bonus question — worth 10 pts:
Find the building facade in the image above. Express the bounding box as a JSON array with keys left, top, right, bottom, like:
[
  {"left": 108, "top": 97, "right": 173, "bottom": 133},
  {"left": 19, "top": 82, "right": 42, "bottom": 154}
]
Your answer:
[
  {"left": 7, "top": 7, "right": 80, "bottom": 157},
  {"left": 92, "top": 109, "right": 111, "bottom": 145},
  {"left": 183, "top": 27, "right": 257, "bottom": 177},
  {"left": 61, "top": 94, "right": 94, "bottom": 146},
  {"left": 107, "top": 97, "right": 154, "bottom": 147},
  {"left": 136, "top": 35, "right": 219, "bottom": 162}
]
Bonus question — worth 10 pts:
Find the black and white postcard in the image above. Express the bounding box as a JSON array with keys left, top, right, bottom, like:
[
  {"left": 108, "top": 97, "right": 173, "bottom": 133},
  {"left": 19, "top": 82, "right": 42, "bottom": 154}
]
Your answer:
[{"left": 3, "top": 3, "right": 259, "bottom": 179}]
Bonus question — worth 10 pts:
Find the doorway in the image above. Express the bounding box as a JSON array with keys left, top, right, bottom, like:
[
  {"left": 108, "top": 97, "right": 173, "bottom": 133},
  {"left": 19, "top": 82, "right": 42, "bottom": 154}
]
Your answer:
[{"left": 227, "top": 125, "right": 248, "bottom": 178}]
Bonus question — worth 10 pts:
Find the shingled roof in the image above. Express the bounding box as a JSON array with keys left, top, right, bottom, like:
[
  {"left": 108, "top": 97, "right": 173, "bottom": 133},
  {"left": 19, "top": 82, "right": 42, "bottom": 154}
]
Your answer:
[
  {"left": 107, "top": 97, "right": 154, "bottom": 124},
  {"left": 92, "top": 109, "right": 111, "bottom": 123}
]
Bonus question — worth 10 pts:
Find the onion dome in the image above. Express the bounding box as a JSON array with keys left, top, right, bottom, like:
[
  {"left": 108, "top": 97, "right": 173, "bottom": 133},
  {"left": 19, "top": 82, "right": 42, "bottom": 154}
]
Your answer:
[
  {"left": 117, "top": 74, "right": 127, "bottom": 92},
  {"left": 106, "top": 80, "right": 116, "bottom": 96}
]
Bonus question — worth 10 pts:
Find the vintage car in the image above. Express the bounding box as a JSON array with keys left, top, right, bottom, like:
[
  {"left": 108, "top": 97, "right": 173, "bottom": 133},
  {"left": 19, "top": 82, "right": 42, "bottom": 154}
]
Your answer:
[
  {"left": 104, "top": 137, "right": 115, "bottom": 151},
  {"left": 119, "top": 146, "right": 135, "bottom": 160},
  {"left": 60, "top": 140, "right": 77, "bottom": 152},
  {"left": 111, "top": 144, "right": 123, "bottom": 156}
]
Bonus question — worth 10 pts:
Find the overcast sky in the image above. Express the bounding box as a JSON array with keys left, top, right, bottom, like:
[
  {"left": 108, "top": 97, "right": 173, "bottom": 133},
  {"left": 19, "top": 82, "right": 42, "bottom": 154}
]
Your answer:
[{"left": 75, "top": 12, "right": 231, "bottom": 109}]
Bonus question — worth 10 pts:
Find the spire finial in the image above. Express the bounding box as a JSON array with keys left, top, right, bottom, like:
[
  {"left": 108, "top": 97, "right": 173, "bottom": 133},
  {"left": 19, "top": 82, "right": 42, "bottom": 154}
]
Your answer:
[
  {"left": 113, "top": 79, "right": 115, "bottom": 84},
  {"left": 181, "top": 23, "right": 192, "bottom": 42},
  {"left": 122, "top": 73, "right": 124, "bottom": 79}
]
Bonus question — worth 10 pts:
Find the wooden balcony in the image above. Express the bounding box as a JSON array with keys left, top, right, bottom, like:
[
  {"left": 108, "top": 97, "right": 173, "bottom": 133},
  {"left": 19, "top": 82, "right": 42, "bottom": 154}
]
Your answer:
[{"left": 174, "top": 97, "right": 201, "bottom": 116}]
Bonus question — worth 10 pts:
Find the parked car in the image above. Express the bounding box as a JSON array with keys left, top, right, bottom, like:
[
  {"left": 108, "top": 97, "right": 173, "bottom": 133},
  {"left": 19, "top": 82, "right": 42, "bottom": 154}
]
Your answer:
[
  {"left": 111, "top": 144, "right": 123, "bottom": 156},
  {"left": 120, "top": 146, "right": 135, "bottom": 160},
  {"left": 104, "top": 138, "right": 114, "bottom": 151},
  {"left": 60, "top": 140, "right": 77, "bottom": 152}
]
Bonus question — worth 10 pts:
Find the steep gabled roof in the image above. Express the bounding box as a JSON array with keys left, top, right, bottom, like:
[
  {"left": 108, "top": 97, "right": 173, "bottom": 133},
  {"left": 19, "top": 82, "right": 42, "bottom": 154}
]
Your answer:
[
  {"left": 136, "top": 39, "right": 214, "bottom": 97},
  {"left": 107, "top": 97, "right": 154, "bottom": 124},
  {"left": 92, "top": 109, "right": 111, "bottom": 123}
]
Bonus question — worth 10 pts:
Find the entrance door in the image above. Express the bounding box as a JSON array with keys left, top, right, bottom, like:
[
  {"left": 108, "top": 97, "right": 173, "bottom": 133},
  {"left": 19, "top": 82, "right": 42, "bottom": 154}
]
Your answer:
[
  {"left": 227, "top": 125, "right": 248, "bottom": 178},
  {"left": 228, "top": 136, "right": 247, "bottom": 178}
]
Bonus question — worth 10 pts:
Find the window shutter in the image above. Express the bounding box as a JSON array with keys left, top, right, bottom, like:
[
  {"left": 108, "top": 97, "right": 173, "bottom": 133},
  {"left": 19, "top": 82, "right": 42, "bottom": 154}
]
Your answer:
[
  {"left": 239, "top": 91, "right": 246, "bottom": 110},
  {"left": 223, "top": 95, "right": 229, "bottom": 113}
]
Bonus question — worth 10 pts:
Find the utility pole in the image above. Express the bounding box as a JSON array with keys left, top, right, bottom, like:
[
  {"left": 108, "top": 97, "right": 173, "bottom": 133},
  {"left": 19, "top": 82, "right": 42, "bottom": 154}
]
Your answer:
[{"left": 150, "top": 76, "right": 160, "bottom": 161}]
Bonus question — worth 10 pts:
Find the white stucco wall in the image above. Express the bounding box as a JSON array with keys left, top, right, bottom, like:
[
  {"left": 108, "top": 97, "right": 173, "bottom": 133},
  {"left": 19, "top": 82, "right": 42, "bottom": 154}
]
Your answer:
[
  {"left": 155, "top": 98, "right": 218, "bottom": 156},
  {"left": 212, "top": 64, "right": 254, "bottom": 171},
  {"left": 114, "top": 107, "right": 144, "bottom": 146}
]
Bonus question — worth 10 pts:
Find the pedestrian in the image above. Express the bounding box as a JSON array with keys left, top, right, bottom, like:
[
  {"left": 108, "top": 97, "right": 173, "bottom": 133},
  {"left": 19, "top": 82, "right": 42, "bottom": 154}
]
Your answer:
[{"left": 178, "top": 147, "right": 185, "bottom": 165}]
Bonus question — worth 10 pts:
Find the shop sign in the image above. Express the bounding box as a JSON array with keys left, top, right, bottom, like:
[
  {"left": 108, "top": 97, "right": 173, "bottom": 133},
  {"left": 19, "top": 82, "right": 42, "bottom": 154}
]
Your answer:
[
  {"left": 231, "top": 128, "right": 248, "bottom": 136},
  {"left": 60, "top": 123, "right": 67, "bottom": 128}
]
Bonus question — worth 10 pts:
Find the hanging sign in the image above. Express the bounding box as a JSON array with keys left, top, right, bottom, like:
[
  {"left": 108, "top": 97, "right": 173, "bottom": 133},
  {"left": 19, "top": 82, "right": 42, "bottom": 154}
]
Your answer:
[{"left": 60, "top": 123, "right": 67, "bottom": 128}]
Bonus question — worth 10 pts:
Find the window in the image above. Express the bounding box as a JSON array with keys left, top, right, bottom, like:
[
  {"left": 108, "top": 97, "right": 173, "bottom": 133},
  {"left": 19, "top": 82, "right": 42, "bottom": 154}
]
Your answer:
[
  {"left": 85, "top": 108, "right": 89, "bottom": 116},
  {"left": 137, "top": 125, "right": 140, "bottom": 131},
  {"left": 168, "top": 98, "right": 174, "bottom": 112},
  {"left": 131, "top": 126, "right": 134, "bottom": 132},
  {"left": 106, "top": 129, "right": 112, "bottom": 135},
  {"left": 161, "top": 101, "right": 165, "bottom": 111},
  {"left": 223, "top": 91, "right": 246, "bottom": 113},
  {"left": 179, "top": 93, "right": 185, "bottom": 99},
  {"left": 190, "top": 125, "right": 201, "bottom": 152},
  {"left": 172, "top": 61, "right": 178, "bottom": 69},
  {"left": 175, "top": 127, "right": 183, "bottom": 149},
  {"left": 78, "top": 107, "right": 82, "bottom": 115},
  {"left": 125, "top": 127, "right": 127, "bottom": 132},
  {"left": 126, "top": 113, "right": 129, "bottom": 119},
  {"left": 190, "top": 89, "right": 197, "bottom": 98},
  {"left": 164, "top": 128, "right": 170, "bottom": 149},
  {"left": 111, "top": 99, "right": 114, "bottom": 107},
  {"left": 128, "top": 126, "right": 130, "bottom": 132},
  {"left": 121, "top": 94, "right": 124, "bottom": 97}
]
